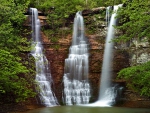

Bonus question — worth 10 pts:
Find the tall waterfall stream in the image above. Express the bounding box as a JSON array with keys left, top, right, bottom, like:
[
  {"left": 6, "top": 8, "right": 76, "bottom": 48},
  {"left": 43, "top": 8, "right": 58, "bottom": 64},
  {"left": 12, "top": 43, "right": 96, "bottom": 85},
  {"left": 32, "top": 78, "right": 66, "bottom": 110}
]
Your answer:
[
  {"left": 30, "top": 8, "right": 59, "bottom": 107},
  {"left": 63, "top": 11, "right": 91, "bottom": 105}
]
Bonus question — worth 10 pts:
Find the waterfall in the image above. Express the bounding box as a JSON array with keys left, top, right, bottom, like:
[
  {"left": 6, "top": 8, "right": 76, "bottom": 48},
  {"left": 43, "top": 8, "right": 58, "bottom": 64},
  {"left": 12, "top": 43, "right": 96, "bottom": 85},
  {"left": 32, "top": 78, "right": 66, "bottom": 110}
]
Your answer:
[
  {"left": 30, "top": 8, "right": 59, "bottom": 107},
  {"left": 106, "top": 6, "right": 111, "bottom": 26},
  {"left": 63, "top": 11, "right": 91, "bottom": 105},
  {"left": 96, "top": 4, "right": 122, "bottom": 106}
]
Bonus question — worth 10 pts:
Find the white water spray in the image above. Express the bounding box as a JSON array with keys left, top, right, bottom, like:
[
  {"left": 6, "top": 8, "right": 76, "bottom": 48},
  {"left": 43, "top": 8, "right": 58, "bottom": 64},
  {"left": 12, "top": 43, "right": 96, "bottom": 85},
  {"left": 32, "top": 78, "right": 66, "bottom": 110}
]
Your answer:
[
  {"left": 63, "top": 11, "right": 91, "bottom": 105},
  {"left": 30, "top": 8, "right": 59, "bottom": 107},
  {"left": 97, "top": 4, "right": 122, "bottom": 106},
  {"left": 83, "top": 4, "right": 122, "bottom": 107},
  {"left": 106, "top": 6, "right": 111, "bottom": 26}
]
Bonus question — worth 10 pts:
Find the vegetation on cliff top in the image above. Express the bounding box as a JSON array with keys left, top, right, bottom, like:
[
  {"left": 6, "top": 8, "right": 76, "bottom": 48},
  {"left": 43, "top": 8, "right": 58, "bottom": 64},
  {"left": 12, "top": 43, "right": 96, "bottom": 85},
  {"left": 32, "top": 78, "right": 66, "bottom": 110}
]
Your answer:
[{"left": 30, "top": 0, "right": 122, "bottom": 42}]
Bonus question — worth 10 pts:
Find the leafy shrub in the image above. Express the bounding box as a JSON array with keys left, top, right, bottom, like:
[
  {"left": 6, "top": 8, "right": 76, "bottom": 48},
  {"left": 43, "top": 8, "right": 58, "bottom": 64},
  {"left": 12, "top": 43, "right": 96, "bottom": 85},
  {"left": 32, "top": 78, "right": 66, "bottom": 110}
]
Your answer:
[
  {"left": 0, "top": 49, "right": 36, "bottom": 103},
  {"left": 117, "top": 61, "right": 150, "bottom": 97}
]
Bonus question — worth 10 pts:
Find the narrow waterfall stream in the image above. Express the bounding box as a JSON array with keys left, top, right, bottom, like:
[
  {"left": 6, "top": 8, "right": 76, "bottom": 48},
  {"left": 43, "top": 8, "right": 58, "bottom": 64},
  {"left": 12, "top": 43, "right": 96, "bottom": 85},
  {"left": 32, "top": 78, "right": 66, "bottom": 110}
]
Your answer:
[
  {"left": 82, "top": 4, "right": 122, "bottom": 107},
  {"left": 30, "top": 8, "right": 59, "bottom": 107},
  {"left": 63, "top": 11, "right": 91, "bottom": 105},
  {"left": 97, "top": 4, "right": 122, "bottom": 106},
  {"left": 106, "top": 6, "right": 111, "bottom": 26}
]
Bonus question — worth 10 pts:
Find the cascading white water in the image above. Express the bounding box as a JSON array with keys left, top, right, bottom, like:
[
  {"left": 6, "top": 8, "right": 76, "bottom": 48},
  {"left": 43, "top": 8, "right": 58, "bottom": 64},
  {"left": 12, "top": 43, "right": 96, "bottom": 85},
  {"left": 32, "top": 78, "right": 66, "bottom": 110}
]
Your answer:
[
  {"left": 106, "top": 6, "right": 111, "bottom": 26},
  {"left": 96, "top": 4, "right": 122, "bottom": 106},
  {"left": 63, "top": 11, "right": 91, "bottom": 105},
  {"left": 30, "top": 8, "right": 59, "bottom": 107}
]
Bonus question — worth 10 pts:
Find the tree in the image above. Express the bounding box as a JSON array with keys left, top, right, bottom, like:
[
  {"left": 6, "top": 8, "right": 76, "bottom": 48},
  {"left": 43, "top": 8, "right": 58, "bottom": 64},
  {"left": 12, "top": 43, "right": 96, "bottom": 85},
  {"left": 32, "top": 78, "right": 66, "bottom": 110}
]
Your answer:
[{"left": 0, "top": 0, "right": 36, "bottom": 103}]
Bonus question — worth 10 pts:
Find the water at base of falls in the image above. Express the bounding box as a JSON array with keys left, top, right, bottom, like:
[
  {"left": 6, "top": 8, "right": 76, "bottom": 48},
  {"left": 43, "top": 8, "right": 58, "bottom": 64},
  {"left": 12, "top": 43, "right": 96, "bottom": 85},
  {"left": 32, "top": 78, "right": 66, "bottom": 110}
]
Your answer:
[
  {"left": 30, "top": 8, "right": 59, "bottom": 107},
  {"left": 63, "top": 11, "right": 91, "bottom": 105},
  {"left": 26, "top": 106, "right": 150, "bottom": 113},
  {"left": 80, "top": 84, "right": 124, "bottom": 107}
]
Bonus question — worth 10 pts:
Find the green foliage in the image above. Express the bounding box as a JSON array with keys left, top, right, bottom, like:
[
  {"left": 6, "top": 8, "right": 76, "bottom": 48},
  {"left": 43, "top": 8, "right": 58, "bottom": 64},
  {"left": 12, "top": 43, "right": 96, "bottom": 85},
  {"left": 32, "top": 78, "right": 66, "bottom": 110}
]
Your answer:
[
  {"left": 104, "top": 0, "right": 123, "bottom": 6},
  {"left": 0, "top": 49, "right": 35, "bottom": 103},
  {"left": 52, "top": 45, "right": 61, "bottom": 50},
  {"left": 117, "top": 61, "right": 150, "bottom": 97},
  {"left": 85, "top": 14, "right": 105, "bottom": 34},
  {"left": 43, "top": 28, "right": 71, "bottom": 43},
  {"left": 29, "top": 0, "right": 123, "bottom": 44},
  {"left": 43, "top": 29, "right": 59, "bottom": 43},
  {"left": 30, "top": 0, "right": 123, "bottom": 35},
  {"left": 115, "top": 0, "right": 150, "bottom": 42},
  {"left": 0, "top": 0, "right": 36, "bottom": 103},
  {"left": 0, "top": 0, "right": 31, "bottom": 53}
]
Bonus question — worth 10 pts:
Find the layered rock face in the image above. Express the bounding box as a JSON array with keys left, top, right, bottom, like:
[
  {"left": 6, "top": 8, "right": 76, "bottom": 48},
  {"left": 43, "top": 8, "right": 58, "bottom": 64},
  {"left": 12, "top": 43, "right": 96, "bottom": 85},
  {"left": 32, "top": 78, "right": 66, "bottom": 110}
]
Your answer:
[
  {"left": 41, "top": 8, "right": 129, "bottom": 103},
  {"left": 25, "top": 7, "right": 150, "bottom": 107}
]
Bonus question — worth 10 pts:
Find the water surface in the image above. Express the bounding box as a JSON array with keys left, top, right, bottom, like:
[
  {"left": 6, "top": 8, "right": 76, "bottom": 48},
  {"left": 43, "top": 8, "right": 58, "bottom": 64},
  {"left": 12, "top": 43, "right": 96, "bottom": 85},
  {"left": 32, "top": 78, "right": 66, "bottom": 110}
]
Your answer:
[{"left": 26, "top": 106, "right": 150, "bottom": 113}]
